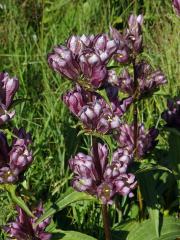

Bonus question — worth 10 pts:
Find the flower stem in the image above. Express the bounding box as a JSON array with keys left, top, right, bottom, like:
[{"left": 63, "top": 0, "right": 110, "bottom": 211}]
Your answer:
[
  {"left": 102, "top": 204, "right": 111, "bottom": 240},
  {"left": 91, "top": 137, "right": 111, "bottom": 239},
  {"left": 133, "top": 59, "right": 138, "bottom": 156}
]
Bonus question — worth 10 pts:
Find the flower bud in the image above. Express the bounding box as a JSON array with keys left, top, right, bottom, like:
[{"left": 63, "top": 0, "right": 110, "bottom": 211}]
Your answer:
[
  {"left": 63, "top": 87, "right": 86, "bottom": 116},
  {"left": 0, "top": 72, "right": 19, "bottom": 108}
]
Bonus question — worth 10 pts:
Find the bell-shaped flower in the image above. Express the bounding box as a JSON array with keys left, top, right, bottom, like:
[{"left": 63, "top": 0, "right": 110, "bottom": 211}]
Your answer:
[
  {"left": 0, "top": 128, "right": 33, "bottom": 184},
  {"left": 125, "top": 14, "right": 143, "bottom": 53},
  {"left": 162, "top": 98, "right": 180, "bottom": 130},
  {"left": 48, "top": 45, "right": 81, "bottom": 80},
  {"left": 118, "top": 69, "right": 134, "bottom": 95},
  {"left": 116, "top": 123, "right": 159, "bottom": 158},
  {"left": 67, "top": 34, "right": 94, "bottom": 56},
  {"left": 9, "top": 128, "right": 33, "bottom": 175},
  {"left": 114, "top": 173, "right": 137, "bottom": 197},
  {"left": 110, "top": 27, "right": 130, "bottom": 63},
  {"left": 79, "top": 50, "right": 107, "bottom": 88},
  {"left": 93, "top": 34, "right": 119, "bottom": 63},
  {"left": 97, "top": 182, "right": 115, "bottom": 204},
  {"left": 4, "top": 203, "right": 52, "bottom": 240},
  {"left": 0, "top": 72, "right": 19, "bottom": 125},
  {"left": 136, "top": 62, "right": 167, "bottom": 96},
  {"left": 63, "top": 85, "right": 87, "bottom": 116}
]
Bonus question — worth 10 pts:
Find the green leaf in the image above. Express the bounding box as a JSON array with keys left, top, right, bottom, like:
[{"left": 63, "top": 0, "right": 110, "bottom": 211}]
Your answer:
[
  {"left": 148, "top": 208, "right": 160, "bottom": 238},
  {"left": 127, "top": 217, "right": 180, "bottom": 240},
  {"left": 51, "top": 230, "right": 97, "bottom": 240},
  {"left": 4, "top": 184, "right": 34, "bottom": 218},
  {"left": 137, "top": 172, "right": 160, "bottom": 237},
  {"left": 36, "top": 188, "right": 95, "bottom": 224},
  {"left": 135, "top": 164, "right": 172, "bottom": 174}
]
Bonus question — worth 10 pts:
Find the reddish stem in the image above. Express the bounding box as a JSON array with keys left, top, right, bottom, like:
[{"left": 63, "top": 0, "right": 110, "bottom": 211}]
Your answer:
[{"left": 102, "top": 204, "right": 111, "bottom": 240}]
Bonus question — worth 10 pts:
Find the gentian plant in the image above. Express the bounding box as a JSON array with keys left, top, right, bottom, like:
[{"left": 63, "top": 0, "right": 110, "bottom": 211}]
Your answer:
[{"left": 48, "top": 13, "right": 167, "bottom": 239}]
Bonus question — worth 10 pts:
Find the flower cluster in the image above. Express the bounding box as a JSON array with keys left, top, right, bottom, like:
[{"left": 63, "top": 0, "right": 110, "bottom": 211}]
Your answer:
[
  {"left": 4, "top": 203, "right": 52, "bottom": 240},
  {"left": 0, "top": 72, "right": 33, "bottom": 184},
  {"left": 63, "top": 85, "right": 130, "bottom": 133},
  {"left": 162, "top": 98, "right": 180, "bottom": 130},
  {"left": 116, "top": 123, "right": 159, "bottom": 159},
  {"left": 0, "top": 128, "right": 33, "bottom": 183},
  {"left": 69, "top": 143, "right": 136, "bottom": 204},
  {"left": 0, "top": 72, "right": 19, "bottom": 125},
  {"left": 48, "top": 34, "right": 118, "bottom": 89}
]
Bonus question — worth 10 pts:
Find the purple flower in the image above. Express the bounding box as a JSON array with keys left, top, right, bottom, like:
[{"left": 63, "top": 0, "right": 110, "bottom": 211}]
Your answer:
[
  {"left": 93, "top": 34, "right": 119, "bottom": 63},
  {"left": 135, "top": 62, "right": 167, "bottom": 96},
  {"left": 110, "top": 15, "right": 143, "bottom": 63},
  {"left": 118, "top": 69, "right": 134, "bottom": 95},
  {"left": 172, "top": 0, "right": 180, "bottom": 16},
  {"left": 162, "top": 98, "right": 180, "bottom": 130},
  {"left": 97, "top": 182, "right": 115, "bottom": 204},
  {"left": 79, "top": 50, "right": 107, "bottom": 88},
  {"left": 0, "top": 128, "right": 33, "bottom": 184},
  {"left": 48, "top": 45, "right": 81, "bottom": 80},
  {"left": 63, "top": 85, "right": 121, "bottom": 133},
  {"left": 0, "top": 72, "right": 19, "bottom": 125},
  {"left": 126, "top": 14, "right": 143, "bottom": 53},
  {"left": 78, "top": 98, "right": 121, "bottom": 134},
  {"left": 116, "top": 123, "right": 159, "bottom": 158},
  {"left": 114, "top": 173, "right": 137, "bottom": 197},
  {"left": 67, "top": 34, "right": 94, "bottom": 56},
  {"left": 110, "top": 27, "right": 130, "bottom": 63},
  {"left": 63, "top": 85, "right": 87, "bottom": 116},
  {"left": 107, "top": 70, "right": 120, "bottom": 86},
  {"left": 69, "top": 143, "right": 137, "bottom": 204},
  {"left": 4, "top": 203, "right": 52, "bottom": 240},
  {"left": 110, "top": 96, "right": 133, "bottom": 117}
]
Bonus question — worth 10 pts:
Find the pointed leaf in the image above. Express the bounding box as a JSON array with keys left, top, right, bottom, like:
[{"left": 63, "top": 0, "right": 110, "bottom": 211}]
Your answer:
[
  {"left": 127, "top": 217, "right": 180, "bottom": 240},
  {"left": 5, "top": 184, "right": 34, "bottom": 218},
  {"left": 36, "top": 188, "right": 95, "bottom": 224}
]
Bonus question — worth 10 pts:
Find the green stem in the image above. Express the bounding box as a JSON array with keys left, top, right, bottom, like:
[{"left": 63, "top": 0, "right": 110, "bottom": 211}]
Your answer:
[{"left": 5, "top": 184, "right": 34, "bottom": 218}]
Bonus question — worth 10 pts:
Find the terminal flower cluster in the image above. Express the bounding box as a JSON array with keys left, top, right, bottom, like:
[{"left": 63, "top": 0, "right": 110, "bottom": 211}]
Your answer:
[{"left": 69, "top": 143, "right": 136, "bottom": 204}]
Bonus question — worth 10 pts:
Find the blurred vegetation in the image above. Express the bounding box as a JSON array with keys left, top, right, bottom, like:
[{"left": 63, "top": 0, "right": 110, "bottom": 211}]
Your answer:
[{"left": 0, "top": 0, "right": 179, "bottom": 239}]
